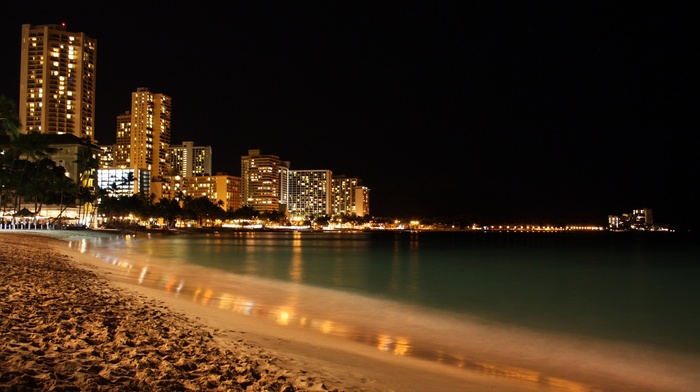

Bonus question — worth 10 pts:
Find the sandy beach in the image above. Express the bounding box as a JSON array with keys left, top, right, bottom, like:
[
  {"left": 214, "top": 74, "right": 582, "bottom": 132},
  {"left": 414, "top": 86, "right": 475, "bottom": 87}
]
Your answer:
[{"left": 1, "top": 231, "right": 554, "bottom": 392}]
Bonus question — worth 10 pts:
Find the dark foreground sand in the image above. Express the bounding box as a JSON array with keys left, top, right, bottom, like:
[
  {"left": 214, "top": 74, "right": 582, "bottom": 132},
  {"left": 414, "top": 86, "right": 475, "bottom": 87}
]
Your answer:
[{"left": 1, "top": 231, "right": 553, "bottom": 392}]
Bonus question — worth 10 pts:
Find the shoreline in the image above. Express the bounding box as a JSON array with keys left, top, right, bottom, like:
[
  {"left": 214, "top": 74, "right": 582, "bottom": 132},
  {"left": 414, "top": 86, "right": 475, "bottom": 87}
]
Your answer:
[
  {"left": 1, "top": 230, "right": 549, "bottom": 391},
  {"left": 4, "top": 229, "right": 700, "bottom": 391}
]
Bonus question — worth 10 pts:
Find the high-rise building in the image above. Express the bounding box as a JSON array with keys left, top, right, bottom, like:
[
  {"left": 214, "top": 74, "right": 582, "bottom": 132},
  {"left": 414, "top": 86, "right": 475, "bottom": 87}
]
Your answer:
[
  {"left": 287, "top": 170, "right": 333, "bottom": 218},
  {"left": 240, "top": 149, "right": 283, "bottom": 212},
  {"left": 128, "top": 87, "right": 172, "bottom": 178},
  {"left": 114, "top": 111, "right": 131, "bottom": 168},
  {"left": 99, "top": 145, "right": 116, "bottom": 169},
  {"left": 279, "top": 163, "right": 290, "bottom": 207},
  {"left": 631, "top": 208, "right": 653, "bottom": 229},
  {"left": 181, "top": 174, "right": 242, "bottom": 213},
  {"left": 168, "top": 141, "right": 213, "bottom": 177},
  {"left": 608, "top": 208, "right": 654, "bottom": 231},
  {"left": 331, "top": 175, "right": 370, "bottom": 217},
  {"left": 239, "top": 149, "right": 371, "bottom": 218},
  {"left": 19, "top": 24, "right": 97, "bottom": 140},
  {"left": 354, "top": 186, "right": 371, "bottom": 217},
  {"left": 104, "top": 88, "right": 171, "bottom": 195}
]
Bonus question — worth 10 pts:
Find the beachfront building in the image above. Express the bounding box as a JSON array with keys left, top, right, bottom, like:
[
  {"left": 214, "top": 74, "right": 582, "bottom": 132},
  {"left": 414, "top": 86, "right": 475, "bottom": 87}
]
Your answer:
[
  {"left": 168, "top": 141, "right": 212, "bottom": 177},
  {"left": 98, "top": 89, "right": 171, "bottom": 196},
  {"left": 44, "top": 134, "right": 101, "bottom": 186},
  {"left": 127, "top": 88, "right": 172, "bottom": 178},
  {"left": 180, "top": 174, "right": 242, "bottom": 213},
  {"left": 331, "top": 175, "right": 370, "bottom": 217},
  {"left": 240, "top": 149, "right": 286, "bottom": 213},
  {"left": 608, "top": 208, "right": 656, "bottom": 231},
  {"left": 239, "top": 149, "right": 371, "bottom": 218},
  {"left": 286, "top": 170, "right": 333, "bottom": 219},
  {"left": 97, "top": 168, "right": 150, "bottom": 197},
  {"left": 150, "top": 175, "right": 178, "bottom": 201},
  {"left": 279, "top": 163, "right": 290, "bottom": 209},
  {"left": 355, "top": 186, "right": 371, "bottom": 217},
  {"left": 19, "top": 24, "right": 97, "bottom": 141},
  {"left": 113, "top": 111, "right": 132, "bottom": 169}
]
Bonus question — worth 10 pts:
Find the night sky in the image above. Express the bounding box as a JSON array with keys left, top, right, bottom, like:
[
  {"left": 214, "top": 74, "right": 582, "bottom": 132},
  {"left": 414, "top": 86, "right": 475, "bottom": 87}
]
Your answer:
[{"left": 2, "top": 2, "right": 696, "bottom": 229}]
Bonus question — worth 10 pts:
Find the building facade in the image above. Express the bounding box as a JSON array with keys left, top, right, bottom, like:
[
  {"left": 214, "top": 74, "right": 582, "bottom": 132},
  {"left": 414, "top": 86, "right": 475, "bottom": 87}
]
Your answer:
[
  {"left": 19, "top": 24, "right": 97, "bottom": 141},
  {"left": 181, "top": 174, "right": 242, "bottom": 213},
  {"left": 608, "top": 208, "right": 654, "bottom": 231},
  {"left": 114, "top": 111, "right": 131, "bottom": 168},
  {"left": 128, "top": 88, "right": 172, "bottom": 178},
  {"left": 331, "top": 175, "right": 370, "bottom": 217},
  {"left": 354, "top": 185, "right": 370, "bottom": 217},
  {"left": 45, "top": 134, "right": 101, "bottom": 187},
  {"left": 168, "top": 141, "right": 212, "bottom": 177},
  {"left": 98, "top": 145, "right": 115, "bottom": 169},
  {"left": 239, "top": 149, "right": 371, "bottom": 218},
  {"left": 287, "top": 170, "right": 333, "bottom": 218},
  {"left": 240, "top": 149, "right": 284, "bottom": 212},
  {"left": 150, "top": 175, "right": 179, "bottom": 201},
  {"left": 97, "top": 168, "right": 150, "bottom": 197}
]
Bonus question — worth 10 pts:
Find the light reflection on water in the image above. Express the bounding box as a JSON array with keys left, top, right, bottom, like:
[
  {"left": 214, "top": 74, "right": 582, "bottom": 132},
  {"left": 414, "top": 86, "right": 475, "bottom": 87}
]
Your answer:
[
  {"left": 63, "top": 231, "right": 700, "bottom": 392},
  {"left": 66, "top": 235, "right": 601, "bottom": 390},
  {"left": 71, "top": 237, "right": 411, "bottom": 347}
]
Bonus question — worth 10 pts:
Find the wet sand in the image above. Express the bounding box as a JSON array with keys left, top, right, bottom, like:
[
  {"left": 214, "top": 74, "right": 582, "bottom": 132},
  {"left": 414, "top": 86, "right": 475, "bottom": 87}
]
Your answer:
[{"left": 1, "top": 231, "right": 551, "bottom": 391}]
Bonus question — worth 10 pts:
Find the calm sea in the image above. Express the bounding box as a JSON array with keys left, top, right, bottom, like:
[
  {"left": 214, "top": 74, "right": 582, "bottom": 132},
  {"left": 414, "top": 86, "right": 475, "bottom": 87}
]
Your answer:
[{"left": 66, "top": 229, "right": 700, "bottom": 388}]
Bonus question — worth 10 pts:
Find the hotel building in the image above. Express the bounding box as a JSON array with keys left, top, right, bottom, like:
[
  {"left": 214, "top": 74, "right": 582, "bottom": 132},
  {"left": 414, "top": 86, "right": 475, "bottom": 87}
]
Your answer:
[
  {"left": 96, "top": 168, "right": 150, "bottom": 197},
  {"left": 180, "top": 174, "right": 242, "bottom": 213},
  {"left": 102, "top": 88, "right": 171, "bottom": 195},
  {"left": 332, "top": 175, "right": 370, "bottom": 217},
  {"left": 287, "top": 170, "right": 333, "bottom": 218},
  {"left": 168, "top": 141, "right": 212, "bottom": 177},
  {"left": 239, "top": 149, "right": 370, "bottom": 218},
  {"left": 608, "top": 208, "right": 654, "bottom": 231},
  {"left": 19, "top": 24, "right": 96, "bottom": 140},
  {"left": 240, "top": 149, "right": 285, "bottom": 213},
  {"left": 114, "top": 111, "right": 132, "bottom": 168},
  {"left": 98, "top": 145, "right": 115, "bottom": 169},
  {"left": 127, "top": 87, "right": 171, "bottom": 178}
]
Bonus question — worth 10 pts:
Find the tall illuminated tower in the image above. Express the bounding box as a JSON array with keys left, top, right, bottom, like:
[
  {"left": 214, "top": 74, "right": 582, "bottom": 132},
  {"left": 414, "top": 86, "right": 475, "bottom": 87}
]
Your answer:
[
  {"left": 19, "top": 23, "right": 97, "bottom": 140},
  {"left": 331, "top": 175, "right": 370, "bottom": 217},
  {"left": 287, "top": 169, "right": 333, "bottom": 218},
  {"left": 240, "top": 149, "right": 283, "bottom": 212},
  {"left": 168, "top": 141, "right": 213, "bottom": 177},
  {"left": 114, "top": 111, "right": 131, "bottom": 168},
  {"left": 129, "top": 87, "right": 171, "bottom": 177}
]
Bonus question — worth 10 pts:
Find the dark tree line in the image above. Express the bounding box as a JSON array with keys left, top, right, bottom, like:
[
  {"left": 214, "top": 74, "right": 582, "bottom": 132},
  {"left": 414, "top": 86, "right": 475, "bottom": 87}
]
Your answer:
[{"left": 1, "top": 96, "right": 74, "bottom": 221}]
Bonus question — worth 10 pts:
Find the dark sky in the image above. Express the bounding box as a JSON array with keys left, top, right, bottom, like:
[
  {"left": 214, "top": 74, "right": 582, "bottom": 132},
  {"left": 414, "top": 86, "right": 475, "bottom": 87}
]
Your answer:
[{"left": 2, "top": 1, "right": 696, "bottom": 229}]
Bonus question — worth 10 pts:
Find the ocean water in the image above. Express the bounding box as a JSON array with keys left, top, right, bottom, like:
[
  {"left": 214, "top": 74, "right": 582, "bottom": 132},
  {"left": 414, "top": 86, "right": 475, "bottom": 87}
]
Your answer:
[{"left": 65, "top": 230, "right": 700, "bottom": 389}]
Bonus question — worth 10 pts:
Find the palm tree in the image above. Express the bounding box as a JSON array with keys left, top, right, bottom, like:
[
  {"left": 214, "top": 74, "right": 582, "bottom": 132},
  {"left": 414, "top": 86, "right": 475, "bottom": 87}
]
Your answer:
[
  {"left": 156, "top": 197, "right": 182, "bottom": 229},
  {"left": 0, "top": 95, "right": 20, "bottom": 214},
  {"left": 42, "top": 165, "right": 78, "bottom": 225},
  {"left": 0, "top": 95, "right": 20, "bottom": 141},
  {"left": 6, "top": 131, "right": 57, "bottom": 211},
  {"left": 75, "top": 186, "right": 95, "bottom": 224},
  {"left": 183, "top": 196, "right": 225, "bottom": 227},
  {"left": 17, "top": 157, "right": 77, "bottom": 225},
  {"left": 73, "top": 145, "right": 100, "bottom": 223}
]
